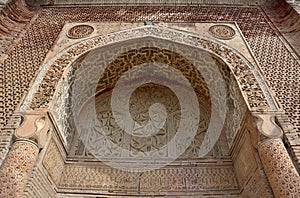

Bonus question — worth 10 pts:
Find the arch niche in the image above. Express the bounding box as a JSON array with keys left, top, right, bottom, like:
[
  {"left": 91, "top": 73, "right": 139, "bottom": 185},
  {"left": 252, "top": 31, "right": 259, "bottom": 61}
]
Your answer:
[{"left": 14, "top": 25, "right": 299, "bottom": 197}]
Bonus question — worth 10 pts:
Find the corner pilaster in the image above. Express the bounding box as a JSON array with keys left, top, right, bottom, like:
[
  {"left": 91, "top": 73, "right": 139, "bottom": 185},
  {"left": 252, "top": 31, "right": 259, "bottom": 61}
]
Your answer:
[
  {"left": 252, "top": 113, "right": 300, "bottom": 197},
  {"left": 0, "top": 112, "right": 49, "bottom": 197}
]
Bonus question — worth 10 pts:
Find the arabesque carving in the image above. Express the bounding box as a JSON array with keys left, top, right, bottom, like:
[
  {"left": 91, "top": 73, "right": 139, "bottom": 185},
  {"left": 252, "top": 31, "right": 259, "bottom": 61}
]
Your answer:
[
  {"left": 0, "top": 5, "right": 299, "bottom": 198},
  {"left": 59, "top": 164, "right": 239, "bottom": 194},
  {"left": 43, "top": 139, "right": 65, "bottom": 185},
  {"left": 0, "top": 4, "right": 299, "bottom": 172},
  {"left": 250, "top": 112, "right": 300, "bottom": 198},
  {"left": 0, "top": 112, "right": 50, "bottom": 197},
  {"left": 27, "top": 26, "right": 273, "bottom": 111}
]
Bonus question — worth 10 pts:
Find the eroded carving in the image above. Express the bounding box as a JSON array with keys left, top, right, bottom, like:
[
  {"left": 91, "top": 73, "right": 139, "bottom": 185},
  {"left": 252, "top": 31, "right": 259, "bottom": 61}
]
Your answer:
[
  {"left": 59, "top": 165, "right": 239, "bottom": 193},
  {"left": 209, "top": 25, "right": 236, "bottom": 40},
  {"left": 252, "top": 113, "right": 283, "bottom": 140},
  {"left": 0, "top": 5, "right": 299, "bottom": 198},
  {"left": 69, "top": 82, "right": 232, "bottom": 160},
  {"left": 67, "top": 24, "right": 94, "bottom": 39},
  {"left": 43, "top": 138, "right": 65, "bottom": 185}
]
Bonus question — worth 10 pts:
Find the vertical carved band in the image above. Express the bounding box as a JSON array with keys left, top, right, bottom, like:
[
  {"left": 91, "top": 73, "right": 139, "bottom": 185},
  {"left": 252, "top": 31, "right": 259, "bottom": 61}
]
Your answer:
[
  {"left": 0, "top": 139, "right": 39, "bottom": 197},
  {"left": 258, "top": 138, "right": 300, "bottom": 198}
]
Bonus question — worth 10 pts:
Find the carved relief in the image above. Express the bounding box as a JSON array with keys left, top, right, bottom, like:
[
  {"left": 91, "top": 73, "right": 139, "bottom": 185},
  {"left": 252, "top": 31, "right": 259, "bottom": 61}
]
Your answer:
[
  {"left": 67, "top": 24, "right": 94, "bottom": 39},
  {"left": 240, "top": 169, "right": 274, "bottom": 198},
  {"left": 27, "top": 26, "right": 272, "bottom": 112},
  {"left": 43, "top": 138, "right": 65, "bottom": 185},
  {"left": 252, "top": 113, "right": 283, "bottom": 140},
  {"left": 231, "top": 122, "right": 274, "bottom": 198},
  {"left": 0, "top": 5, "right": 299, "bottom": 198},
  {"left": 190, "top": 36, "right": 272, "bottom": 110},
  {"left": 0, "top": 113, "right": 49, "bottom": 196},
  {"left": 59, "top": 164, "right": 239, "bottom": 194},
  {"left": 0, "top": 140, "right": 39, "bottom": 197},
  {"left": 22, "top": 166, "right": 57, "bottom": 198},
  {"left": 258, "top": 139, "right": 300, "bottom": 198},
  {"left": 0, "top": 0, "right": 37, "bottom": 61},
  {"left": 209, "top": 25, "right": 236, "bottom": 40},
  {"left": 14, "top": 113, "right": 49, "bottom": 148},
  {"left": 69, "top": 82, "right": 231, "bottom": 160},
  {"left": 44, "top": 38, "right": 240, "bottom": 146},
  {"left": 1, "top": 5, "right": 299, "bottom": 172},
  {"left": 28, "top": 28, "right": 272, "bottom": 147}
]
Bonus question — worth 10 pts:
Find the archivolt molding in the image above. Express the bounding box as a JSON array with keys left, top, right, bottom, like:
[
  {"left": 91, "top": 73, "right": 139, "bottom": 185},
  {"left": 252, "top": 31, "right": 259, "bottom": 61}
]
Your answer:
[{"left": 22, "top": 25, "right": 277, "bottom": 112}]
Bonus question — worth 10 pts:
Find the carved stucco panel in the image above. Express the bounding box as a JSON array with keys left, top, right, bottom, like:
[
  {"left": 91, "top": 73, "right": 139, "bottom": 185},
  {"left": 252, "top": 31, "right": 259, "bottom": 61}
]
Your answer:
[
  {"left": 25, "top": 26, "right": 274, "bottom": 111},
  {"left": 20, "top": 26, "right": 277, "bottom": 147}
]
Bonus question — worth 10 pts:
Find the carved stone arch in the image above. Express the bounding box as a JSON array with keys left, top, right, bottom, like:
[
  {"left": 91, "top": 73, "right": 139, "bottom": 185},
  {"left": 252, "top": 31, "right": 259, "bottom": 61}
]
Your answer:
[
  {"left": 19, "top": 25, "right": 277, "bottom": 148},
  {"left": 24, "top": 26, "right": 275, "bottom": 109},
  {"left": 6, "top": 25, "right": 299, "bottom": 198}
]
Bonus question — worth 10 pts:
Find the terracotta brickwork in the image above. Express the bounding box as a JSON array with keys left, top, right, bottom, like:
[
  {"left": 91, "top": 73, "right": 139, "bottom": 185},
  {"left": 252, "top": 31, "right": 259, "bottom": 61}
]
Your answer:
[
  {"left": 264, "top": 0, "right": 300, "bottom": 54},
  {"left": 27, "top": 27, "right": 272, "bottom": 149},
  {"left": 0, "top": 0, "right": 37, "bottom": 62},
  {"left": 39, "top": 0, "right": 269, "bottom": 6},
  {"left": 0, "top": 1, "right": 300, "bottom": 197}
]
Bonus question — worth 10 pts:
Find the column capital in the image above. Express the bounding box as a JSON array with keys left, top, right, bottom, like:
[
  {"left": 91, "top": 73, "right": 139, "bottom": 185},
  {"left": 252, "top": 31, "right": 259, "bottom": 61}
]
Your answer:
[
  {"left": 250, "top": 112, "right": 283, "bottom": 147},
  {"left": 14, "top": 111, "right": 50, "bottom": 149}
]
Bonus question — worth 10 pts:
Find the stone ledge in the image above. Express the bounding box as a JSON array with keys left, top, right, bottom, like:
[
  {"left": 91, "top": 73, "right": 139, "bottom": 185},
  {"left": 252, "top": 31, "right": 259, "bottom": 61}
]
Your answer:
[{"left": 38, "top": 0, "right": 268, "bottom": 6}]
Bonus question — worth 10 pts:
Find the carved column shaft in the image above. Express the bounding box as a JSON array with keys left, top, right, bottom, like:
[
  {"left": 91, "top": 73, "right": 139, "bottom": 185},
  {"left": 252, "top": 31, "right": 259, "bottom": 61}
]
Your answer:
[
  {"left": 0, "top": 112, "right": 49, "bottom": 197},
  {"left": 258, "top": 138, "right": 300, "bottom": 198},
  {"left": 0, "top": 139, "right": 39, "bottom": 197},
  {"left": 252, "top": 113, "right": 300, "bottom": 197}
]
